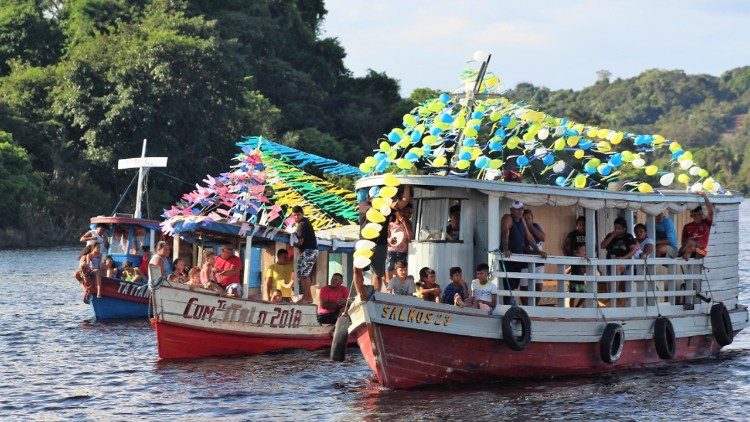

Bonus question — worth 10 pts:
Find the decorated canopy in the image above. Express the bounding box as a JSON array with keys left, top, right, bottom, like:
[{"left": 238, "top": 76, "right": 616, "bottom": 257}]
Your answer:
[
  {"left": 350, "top": 52, "right": 729, "bottom": 270},
  {"left": 161, "top": 137, "right": 359, "bottom": 246}
]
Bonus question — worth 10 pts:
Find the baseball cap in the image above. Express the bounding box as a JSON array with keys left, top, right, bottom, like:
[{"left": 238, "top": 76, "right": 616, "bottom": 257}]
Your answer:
[{"left": 511, "top": 201, "right": 524, "bottom": 209}]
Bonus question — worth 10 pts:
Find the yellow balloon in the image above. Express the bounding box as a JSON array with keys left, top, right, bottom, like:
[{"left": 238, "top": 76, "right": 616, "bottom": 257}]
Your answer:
[
  {"left": 572, "top": 123, "right": 585, "bottom": 133},
  {"left": 353, "top": 248, "right": 374, "bottom": 258},
  {"left": 403, "top": 114, "right": 417, "bottom": 127},
  {"left": 372, "top": 197, "right": 391, "bottom": 209},
  {"left": 677, "top": 173, "right": 690, "bottom": 184},
  {"left": 379, "top": 141, "right": 390, "bottom": 152},
  {"left": 453, "top": 115, "right": 466, "bottom": 129},
  {"left": 364, "top": 156, "right": 377, "bottom": 167},
  {"left": 596, "top": 141, "right": 611, "bottom": 152},
  {"left": 489, "top": 159, "right": 503, "bottom": 169},
  {"left": 422, "top": 135, "right": 438, "bottom": 146},
  {"left": 506, "top": 116, "right": 518, "bottom": 129},
  {"left": 456, "top": 160, "right": 470, "bottom": 170},
  {"left": 398, "top": 137, "right": 411, "bottom": 148},
  {"left": 361, "top": 227, "right": 379, "bottom": 239},
  {"left": 621, "top": 150, "right": 634, "bottom": 162},
  {"left": 471, "top": 147, "right": 481, "bottom": 159},
  {"left": 669, "top": 142, "right": 682, "bottom": 152},
  {"left": 379, "top": 186, "right": 398, "bottom": 198},
  {"left": 359, "top": 163, "right": 372, "bottom": 173},
  {"left": 653, "top": 134, "right": 666, "bottom": 145},
  {"left": 574, "top": 174, "right": 587, "bottom": 188},
  {"left": 553, "top": 138, "right": 565, "bottom": 151},
  {"left": 433, "top": 156, "right": 447, "bottom": 167},
  {"left": 490, "top": 111, "right": 501, "bottom": 121},
  {"left": 467, "top": 118, "right": 482, "bottom": 128},
  {"left": 409, "top": 147, "right": 424, "bottom": 157},
  {"left": 574, "top": 149, "right": 585, "bottom": 159},
  {"left": 567, "top": 136, "right": 580, "bottom": 147},
  {"left": 637, "top": 182, "right": 653, "bottom": 193},
  {"left": 383, "top": 173, "right": 400, "bottom": 187},
  {"left": 596, "top": 128, "right": 609, "bottom": 139},
  {"left": 366, "top": 207, "right": 386, "bottom": 223},
  {"left": 396, "top": 159, "right": 412, "bottom": 170},
  {"left": 703, "top": 179, "right": 715, "bottom": 191},
  {"left": 645, "top": 165, "right": 658, "bottom": 176},
  {"left": 427, "top": 100, "right": 445, "bottom": 112},
  {"left": 698, "top": 169, "right": 709, "bottom": 178},
  {"left": 611, "top": 132, "right": 624, "bottom": 144},
  {"left": 464, "top": 126, "right": 478, "bottom": 138},
  {"left": 506, "top": 136, "right": 520, "bottom": 149}
]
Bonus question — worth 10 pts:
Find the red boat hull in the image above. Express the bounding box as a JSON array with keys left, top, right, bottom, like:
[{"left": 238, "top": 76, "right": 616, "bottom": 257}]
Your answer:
[
  {"left": 352, "top": 322, "right": 723, "bottom": 389},
  {"left": 152, "top": 319, "right": 335, "bottom": 359}
]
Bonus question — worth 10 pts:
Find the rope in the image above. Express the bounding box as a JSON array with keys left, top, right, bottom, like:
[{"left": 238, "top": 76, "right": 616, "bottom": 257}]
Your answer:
[
  {"left": 591, "top": 257, "right": 607, "bottom": 323},
  {"left": 498, "top": 253, "right": 517, "bottom": 307},
  {"left": 111, "top": 173, "right": 138, "bottom": 215},
  {"left": 151, "top": 169, "right": 195, "bottom": 187},
  {"left": 643, "top": 257, "right": 662, "bottom": 316}
]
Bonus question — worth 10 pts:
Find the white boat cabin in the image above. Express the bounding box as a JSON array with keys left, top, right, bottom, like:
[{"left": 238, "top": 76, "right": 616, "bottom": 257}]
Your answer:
[{"left": 356, "top": 175, "right": 743, "bottom": 318}]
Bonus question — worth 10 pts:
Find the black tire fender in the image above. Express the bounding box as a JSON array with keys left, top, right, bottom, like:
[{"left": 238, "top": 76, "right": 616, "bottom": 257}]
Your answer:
[
  {"left": 710, "top": 302, "right": 733, "bottom": 346},
  {"left": 502, "top": 306, "right": 532, "bottom": 351},
  {"left": 330, "top": 314, "right": 351, "bottom": 362},
  {"left": 654, "top": 316, "right": 676, "bottom": 359},
  {"left": 599, "top": 323, "right": 625, "bottom": 364}
]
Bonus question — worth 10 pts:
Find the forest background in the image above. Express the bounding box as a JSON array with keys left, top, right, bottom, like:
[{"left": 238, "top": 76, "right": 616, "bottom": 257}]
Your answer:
[{"left": 1, "top": 0, "right": 749, "bottom": 247}]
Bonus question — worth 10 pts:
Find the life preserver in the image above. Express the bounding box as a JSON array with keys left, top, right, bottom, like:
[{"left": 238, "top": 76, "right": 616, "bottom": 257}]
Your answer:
[
  {"left": 710, "top": 303, "right": 733, "bottom": 346},
  {"left": 654, "top": 316, "right": 676, "bottom": 359},
  {"left": 502, "top": 306, "right": 532, "bottom": 351},
  {"left": 330, "top": 314, "right": 351, "bottom": 362},
  {"left": 599, "top": 323, "right": 625, "bottom": 364}
]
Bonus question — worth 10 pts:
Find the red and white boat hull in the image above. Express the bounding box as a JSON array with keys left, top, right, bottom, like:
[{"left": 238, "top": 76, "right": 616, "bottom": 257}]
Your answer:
[
  {"left": 151, "top": 282, "right": 335, "bottom": 359},
  {"left": 349, "top": 293, "right": 748, "bottom": 389}
]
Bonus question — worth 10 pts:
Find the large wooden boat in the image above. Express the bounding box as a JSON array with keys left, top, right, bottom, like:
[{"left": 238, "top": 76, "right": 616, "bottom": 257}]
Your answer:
[{"left": 346, "top": 174, "right": 748, "bottom": 389}]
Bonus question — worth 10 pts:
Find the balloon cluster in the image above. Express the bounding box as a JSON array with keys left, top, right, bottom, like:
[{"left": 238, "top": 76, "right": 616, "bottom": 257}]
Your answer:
[
  {"left": 353, "top": 174, "right": 401, "bottom": 269},
  {"left": 352, "top": 54, "right": 727, "bottom": 269}
]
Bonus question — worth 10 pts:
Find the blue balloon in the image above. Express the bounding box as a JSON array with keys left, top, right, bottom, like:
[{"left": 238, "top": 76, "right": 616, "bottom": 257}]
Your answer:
[
  {"left": 672, "top": 150, "right": 684, "bottom": 159},
  {"left": 475, "top": 156, "right": 490, "bottom": 169},
  {"left": 369, "top": 186, "right": 380, "bottom": 197},
  {"left": 429, "top": 126, "right": 443, "bottom": 136},
  {"left": 411, "top": 130, "right": 422, "bottom": 142},
  {"left": 489, "top": 140, "right": 503, "bottom": 151},
  {"left": 584, "top": 164, "right": 596, "bottom": 174},
  {"left": 494, "top": 128, "right": 506, "bottom": 138},
  {"left": 579, "top": 138, "right": 592, "bottom": 150},
  {"left": 609, "top": 153, "right": 622, "bottom": 167},
  {"left": 388, "top": 131, "right": 400, "bottom": 143},
  {"left": 463, "top": 137, "right": 476, "bottom": 147},
  {"left": 459, "top": 151, "right": 472, "bottom": 160},
  {"left": 600, "top": 165, "right": 613, "bottom": 176},
  {"left": 471, "top": 111, "right": 483, "bottom": 120},
  {"left": 500, "top": 115, "right": 511, "bottom": 126},
  {"left": 555, "top": 176, "right": 567, "bottom": 186},
  {"left": 542, "top": 154, "right": 554, "bottom": 166},
  {"left": 634, "top": 135, "right": 645, "bottom": 146},
  {"left": 439, "top": 93, "right": 451, "bottom": 103},
  {"left": 422, "top": 145, "right": 432, "bottom": 154},
  {"left": 440, "top": 113, "right": 454, "bottom": 124},
  {"left": 374, "top": 152, "right": 385, "bottom": 161},
  {"left": 644, "top": 135, "right": 654, "bottom": 144},
  {"left": 375, "top": 160, "right": 388, "bottom": 173},
  {"left": 405, "top": 152, "right": 419, "bottom": 162},
  {"left": 516, "top": 155, "right": 529, "bottom": 167}
]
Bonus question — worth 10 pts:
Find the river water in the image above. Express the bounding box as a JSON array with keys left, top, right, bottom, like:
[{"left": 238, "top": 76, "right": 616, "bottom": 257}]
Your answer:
[{"left": 2, "top": 203, "right": 749, "bottom": 421}]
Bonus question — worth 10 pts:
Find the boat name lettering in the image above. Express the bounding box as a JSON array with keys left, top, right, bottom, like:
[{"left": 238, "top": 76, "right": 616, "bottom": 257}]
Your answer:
[
  {"left": 380, "top": 306, "right": 451, "bottom": 326},
  {"left": 117, "top": 282, "right": 150, "bottom": 298},
  {"left": 182, "top": 298, "right": 302, "bottom": 328}
]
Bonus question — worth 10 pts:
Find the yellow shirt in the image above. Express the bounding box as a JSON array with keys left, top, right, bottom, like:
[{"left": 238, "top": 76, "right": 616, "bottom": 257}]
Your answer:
[{"left": 265, "top": 263, "right": 295, "bottom": 298}]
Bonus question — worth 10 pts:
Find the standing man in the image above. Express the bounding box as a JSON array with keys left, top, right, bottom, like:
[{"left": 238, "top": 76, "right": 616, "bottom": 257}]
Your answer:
[
  {"left": 654, "top": 213, "right": 677, "bottom": 257},
  {"left": 149, "top": 241, "right": 173, "bottom": 278},
  {"left": 215, "top": 243, "right": 243, "bottom": 297},
  {"left": 264, "top": 249, "right": 294, "bottom": 302},
  {"left": 500, "top": 201, "right": 546, "bottom": 291},
  {"left": 80, "top": 223, "right": 109, "bottom": 256},
  {"left": 563, "top": 216, "right": 586, "bottom": 256},
  {"left": 292, "top": 205, "right": 317, "bottom": 304},
  {"left": 317, "top": 273, "right": 350, "bottom": 324},
  {"left": 681, "top": 191, "right": 714, "bottom": 257}
]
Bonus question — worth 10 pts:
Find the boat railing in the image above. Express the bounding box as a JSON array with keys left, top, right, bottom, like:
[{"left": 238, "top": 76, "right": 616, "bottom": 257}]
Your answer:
[{"left": 488, "top": 251, "right": 704, "bottom": 309}]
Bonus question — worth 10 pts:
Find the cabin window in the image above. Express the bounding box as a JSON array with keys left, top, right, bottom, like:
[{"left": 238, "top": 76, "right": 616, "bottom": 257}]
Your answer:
[{"left": 415, "top": 198, "right": 463, "bottom": 242}]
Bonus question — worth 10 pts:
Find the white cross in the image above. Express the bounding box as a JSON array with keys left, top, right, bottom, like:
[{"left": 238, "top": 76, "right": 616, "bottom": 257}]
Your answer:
[{"left": 118, "top": 139, "right": 168, "bottom": 219}]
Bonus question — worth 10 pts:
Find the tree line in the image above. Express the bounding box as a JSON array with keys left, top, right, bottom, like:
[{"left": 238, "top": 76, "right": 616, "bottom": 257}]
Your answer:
[{"left": 1, "top": 1, "right": 748, "bottom": 248}]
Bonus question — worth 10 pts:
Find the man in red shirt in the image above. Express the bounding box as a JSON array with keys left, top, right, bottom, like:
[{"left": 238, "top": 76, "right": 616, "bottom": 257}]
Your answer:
[
  {"left": 317, "top": 273, "right": 350, "bottom": 324},
  {"left": 680, "top": 191, "right": 714, "bottom": 257},
  {"left": 214, "top": 243, "right": 243, "bottom": 296}
]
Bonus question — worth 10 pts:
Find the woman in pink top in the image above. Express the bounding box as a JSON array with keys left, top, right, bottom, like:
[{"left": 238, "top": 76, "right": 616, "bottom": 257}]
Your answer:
[
  {"left": 386, "top": 204, "right": 413, "bottom": 282},
  {"left": 200, "top": 250, "right": 223, "bottom": 293}
]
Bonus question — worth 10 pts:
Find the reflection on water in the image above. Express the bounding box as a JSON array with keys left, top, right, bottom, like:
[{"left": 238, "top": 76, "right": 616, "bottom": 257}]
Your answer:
[{"left": 1, "top": 200, "right": 749, "bottom": 420}]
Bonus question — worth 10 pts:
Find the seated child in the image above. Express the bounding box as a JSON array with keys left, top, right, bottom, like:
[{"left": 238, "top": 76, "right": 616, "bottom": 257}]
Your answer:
[
  {"left": 456, "top": 263, "right": 497, "bottom": 312},
  {"left": 186, "top": 266, "right": 201, "bottom": 287},
  {"left": 121, "top": 260, "right": 142, "bottom": 282},
  {"left": 416, "top": 267, "right": 441, "bottom": 303},
  {"left": 269, "top": 288, "right": 283, "bottom": 304},
  {"left": 386, "top": 260, "right": 416, "bottom": 296},
  {"left": 102, "top": 255, "right": 118, "bottom": 278},
  {"left": 168, "top": 258, "right": 189, "bottom": 283},
  {"left": 201, "top": 250, "right": 224, "bottom": 293},
  {"left": 442, "top": 266, "right": 469, "bottom": 305}
]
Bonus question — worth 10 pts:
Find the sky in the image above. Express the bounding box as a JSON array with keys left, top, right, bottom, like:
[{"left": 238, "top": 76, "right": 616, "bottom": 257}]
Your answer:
[{"left": 322, "top": 0, "right": 750, "bottom": 96}]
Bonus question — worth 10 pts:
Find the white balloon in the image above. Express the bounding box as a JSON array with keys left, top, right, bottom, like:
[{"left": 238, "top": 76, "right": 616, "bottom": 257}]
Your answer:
[
  {"left": 524, "top": 141, "right": 535, "bottom": 151},
  {"left": 679, "top": 159, "right": 693, "bottom": 170},
  {"left": 632, "top": 158, "right": 646, "bottom": 168},
  {"left": 353, "top": 256, "right": 371, "bottom": 269},
  {"left": 659, "top": 172, "right": 675, "bottom": 186},
  {"left": 355, "top": 239, "right": 376, "bottom": 250},
  {"left": 554, "top": 126, "right": 566, "bottom": 137},
  {"left": 534, "top": 147, "right": 547, "bottom": 158},
  {"left": 380, "top": 205, "right": 391, "bottom": 216},
  {"left": 514, "top": 108, "right": 528, "bottom": 118},
  {"left": 537, "top": 128, "right": 549, "bottom": 140},
  {"left": 472, "top": 50, "right": 490, "bottom": 62},
  {"left": 690, "top": 182, "right": 704, "bottom": 193},
  {"left": 552, "top": 161, "right": 566, "bottom": 173},
  {"left": 605, "top": 130, "right": 616, "bottom": 140},
  {"left": 688, "top": 166, "right": 701, "bottom": 176}
]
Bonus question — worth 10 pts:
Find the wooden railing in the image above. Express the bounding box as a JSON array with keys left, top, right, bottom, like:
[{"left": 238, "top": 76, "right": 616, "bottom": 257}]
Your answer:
[{"left": 488, "top": 252, "right": 704, "bottom": 308}]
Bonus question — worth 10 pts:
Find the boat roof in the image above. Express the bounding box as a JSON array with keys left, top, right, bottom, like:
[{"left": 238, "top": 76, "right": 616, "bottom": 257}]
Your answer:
[
  {"left": 356, "top": 174, "right": 741, "bottom": 214},
  {"left": 90, "top": 215, "right": 161, "bottom": 230}
]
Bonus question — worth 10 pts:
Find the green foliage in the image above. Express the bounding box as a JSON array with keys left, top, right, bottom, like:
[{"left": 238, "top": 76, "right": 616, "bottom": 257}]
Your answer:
[
  {"left": 0, "top": 0, "right": 63, "bottom": 76},
  {"left": 0, "top": 131, "right": 44, "bottom": 228}
]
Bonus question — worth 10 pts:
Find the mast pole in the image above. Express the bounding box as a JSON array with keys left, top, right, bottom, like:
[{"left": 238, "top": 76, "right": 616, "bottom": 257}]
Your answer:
[{"left": 134, "top": 139, "right": 147, "bottom": 219}]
